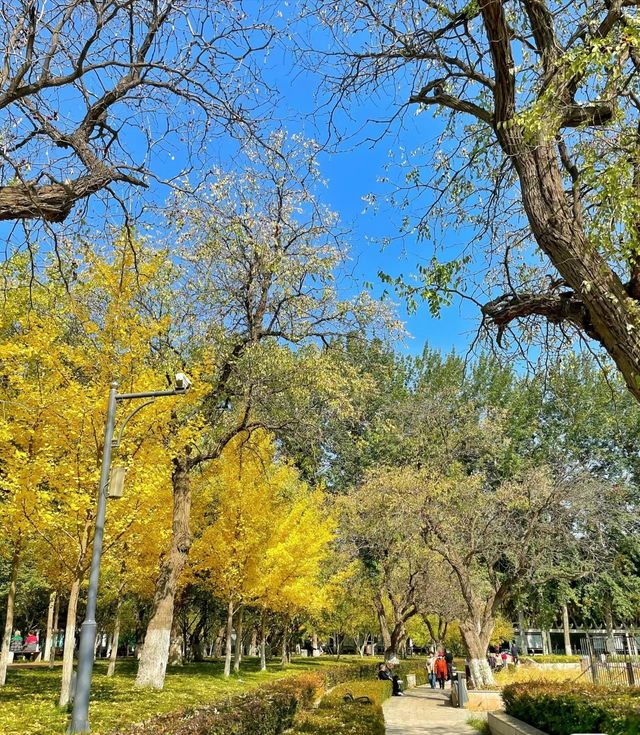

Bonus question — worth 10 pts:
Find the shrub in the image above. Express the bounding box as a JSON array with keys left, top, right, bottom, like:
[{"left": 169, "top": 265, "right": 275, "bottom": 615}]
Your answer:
[
  {"left": 503, "top": 682, "right": 640, "bottom": 735},
  {"left": 529, "top": 655, "right": 583, "bottom": 664},
  {"left": 322, "top": 680, "right": 393, "bottom": 707},
  {"left": 290, "top": 679, "right": 391, "bottom": 735},
  {"left": 116, "top": 664, "right": 379, "bottom": 735}
]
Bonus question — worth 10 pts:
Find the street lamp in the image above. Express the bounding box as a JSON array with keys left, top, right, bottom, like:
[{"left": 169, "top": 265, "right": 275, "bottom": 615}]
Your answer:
[{"left": 68, "top": 375, "right": 191, "bottom": 735}]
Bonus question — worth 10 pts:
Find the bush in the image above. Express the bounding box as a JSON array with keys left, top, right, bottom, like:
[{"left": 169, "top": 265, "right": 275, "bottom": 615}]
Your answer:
[
  {"left": 116, "top": 664, "right": 379, "bottom": 735},
  {"left": 290, "top": 679, "right": 391, "bottom": 735},
  {"left": 529, "top": 655, "right": 583, "bottom": 664},
  {"left": 323, "top": 680, "right": 393, "bottom": 707},
  {"left": 503, "top": 682, "right": 640, "bottom": 735}
]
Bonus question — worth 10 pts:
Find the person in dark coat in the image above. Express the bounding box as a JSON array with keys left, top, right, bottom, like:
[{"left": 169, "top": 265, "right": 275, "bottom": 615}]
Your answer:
[
  {"left": 378, "top": 663, "right": 403, "bottom": 696},
  {"left": 444, "top": 648, "right": 454, "bottom": 680}
]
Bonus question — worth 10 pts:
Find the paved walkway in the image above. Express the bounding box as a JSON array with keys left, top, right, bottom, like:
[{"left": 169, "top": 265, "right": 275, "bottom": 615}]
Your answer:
[{"left": 384, "top": 686, "right": 479, "bottom": 735}]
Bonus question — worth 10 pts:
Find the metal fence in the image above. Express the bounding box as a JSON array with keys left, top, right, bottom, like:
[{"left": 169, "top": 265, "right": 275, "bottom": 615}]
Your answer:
[{"left": 580, "top": 636, "right": 640, "bottom": 687}]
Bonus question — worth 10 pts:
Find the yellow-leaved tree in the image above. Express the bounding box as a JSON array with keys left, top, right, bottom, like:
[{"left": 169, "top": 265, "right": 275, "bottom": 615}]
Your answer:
[
  {"left": 190, "top": 431, "right": 335, "bottom": 675},
  {"left": 0, "top": 242, "right": 178, "bottom": 703}
]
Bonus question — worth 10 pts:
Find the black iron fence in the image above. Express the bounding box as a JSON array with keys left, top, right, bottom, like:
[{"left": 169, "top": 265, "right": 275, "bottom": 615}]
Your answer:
[{"left": 580, "top": 635, "right": 640, "bottom": 687}]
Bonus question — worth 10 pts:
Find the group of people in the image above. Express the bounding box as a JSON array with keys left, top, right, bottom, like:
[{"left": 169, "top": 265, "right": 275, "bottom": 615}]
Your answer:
[
  {"left": 487, "top": 640, "right": 519, "bottom": 671},
  {"left": 9, "top": 630, "right": 39, "bottom": 661},
  {"left": 425, "top": 649, "right": 454, "bottom": 689}
]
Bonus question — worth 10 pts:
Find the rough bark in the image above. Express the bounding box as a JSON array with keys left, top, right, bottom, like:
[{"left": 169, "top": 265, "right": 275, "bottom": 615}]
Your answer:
[
  {"left": 107, "top": 597, "right": 122, "bottom": 677},
  {"left": 135, "top": 458, "right": 192, "bottom": 689},
  {"left": 168, "top": 616, "right": 183, "bottom": 666},
  {"left": 233, "top": 606, "right": 243, "bottom": 674},
  {"left": 213, "top": 626, "right": 225, "bottom": 658},
  {"left": 562, "top": 603, "right": 573, "bottom": 656},
  {"left": 249, "top": 628, "right": 258, "bottom": 656},
  {"left": 478, "top": 0, "right": 640, "bottom": 400},
  {"left": 223, "top": 600, "right": 234, "bottom": 678},
  {"left": 0, "top": 545, "right": 20, "bottom": 686},
  {"left": 459, "top": 619, "right": 495, "bottom": 688},
  {"left": 516, "top": 609, "right": 528, "bottom": 656},
  {"left": 59, "top": 575, "right": 81, "bottom": 707}
]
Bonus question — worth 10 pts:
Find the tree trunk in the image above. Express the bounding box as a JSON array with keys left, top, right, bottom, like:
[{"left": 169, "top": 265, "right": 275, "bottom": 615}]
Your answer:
[
  {"left": 168, "top": 616, "right": 183, "bottom": 666},
  {"left": 280, "top": 622, "right": 289, "bottom": 667},
  {"left": 0, "top": 545, "right": 20, "bottom": 686},
  {"left": 479, "top": 8, "right": 640, "bottom": 401},
  {"left": 107, "top": 598, "right": 122, "bottom": 677},
  {"left": 260, "top": 610, "right": 267, "bottom": 671},
  {"left": 517, "top": 609, "right": 529, "bottom": 656},
  {"left": 42, "top": 591, "right": 56, "bottom": 670},
  {"left": 233, "top": 606, "right": 243, "bottom": 674},
  {"left": 59, "top": 575, "right": 81, "bottom": 707},
  {"left": 604, "top": 603, "right": 616, "bottom": 655},
  {"left": 50, "top": 591, "right": 60, "bottom": 667},
  {"left": 460, "top": 618, "right": 495, "bottom": 688},
  {"left": 249, "top": 628, "right": 258, "bottom": 656},
  {"left": 135, "top": 458, "right": 192, "bottom": 689},
  {"left": 373, "top": 592, "right": 394, "bottom": 658},
  {"left": 312, "top": 632, "right": 318, "bottom": 654},
  {"left": 541, "top": 628, "right": 550, "bottom": 655},
  {"left": 213, "top": 626, "right": 225, "bottom": 658},
  {"left": 562, "top": 604, "right": 573, "bottom": 657},
  {"left": 224, "top": 600, "right": 234, "bottom": 678}
]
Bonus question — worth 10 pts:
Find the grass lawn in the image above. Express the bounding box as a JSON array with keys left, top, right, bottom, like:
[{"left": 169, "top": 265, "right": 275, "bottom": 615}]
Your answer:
[{"left": 0, "top": 656, "right": 368, "bottom": 735}]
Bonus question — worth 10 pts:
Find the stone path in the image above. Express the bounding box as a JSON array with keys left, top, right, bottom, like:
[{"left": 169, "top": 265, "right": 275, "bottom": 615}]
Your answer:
[{"left": 383, "top": 686, "right": 480, "bottom": 735}]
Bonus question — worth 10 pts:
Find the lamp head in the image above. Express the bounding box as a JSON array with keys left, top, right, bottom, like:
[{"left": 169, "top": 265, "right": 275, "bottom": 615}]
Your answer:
[{"left": 174, "top": 372, "right": 192, "bottom": 392}]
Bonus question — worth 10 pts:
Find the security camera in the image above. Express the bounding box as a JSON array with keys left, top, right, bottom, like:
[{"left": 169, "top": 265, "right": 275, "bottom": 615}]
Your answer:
[{"left": 174, "top": 372, "right": 192, "bottom": 391}]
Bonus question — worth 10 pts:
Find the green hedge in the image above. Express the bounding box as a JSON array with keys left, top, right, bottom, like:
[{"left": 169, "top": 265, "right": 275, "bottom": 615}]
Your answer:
[
  {"left": 503, "top": 682, "right": 640, "bottom": 735},
  {"left": 116, "top": 664, "right": 379, "bottom": 735},
  {"left": 529, "top": 654, "right": 583, "bottom": 664},
  {"left": 289, "top": 679, "right": 391, "bottom": 735}
]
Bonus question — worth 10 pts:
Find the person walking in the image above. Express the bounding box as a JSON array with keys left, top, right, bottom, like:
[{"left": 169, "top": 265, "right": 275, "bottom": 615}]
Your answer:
[
  {"left": 426, "top": 651, "right": 437, "bottom": 688},
  {"left": 510, "top": 640, "right": 519, "bottom": 665},
  {"left": 444, "top": 648, "right": 454, "bottom": 681},
  {"left": 434, "top": 653, "right": 448, "bottom": 689}
]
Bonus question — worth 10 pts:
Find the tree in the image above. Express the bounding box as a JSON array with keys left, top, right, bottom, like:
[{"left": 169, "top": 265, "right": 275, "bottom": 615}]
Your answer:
[
  {"left": 0, "top": 244, "right": 175, "bottom": 703},
  {"left": 311, "top": 0, "right": 640, "bottom": 401},
  {"left": 135, "top": 138, "right": 385, "bottom": 689},
  {"left": 0, "top": 0, "right": 275, "bottom": 225}
]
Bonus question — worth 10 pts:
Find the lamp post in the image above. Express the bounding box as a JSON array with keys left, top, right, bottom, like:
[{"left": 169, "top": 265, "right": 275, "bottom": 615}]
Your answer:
[{"left": 68, "top": 376, "right": 191, "bottom": 735}]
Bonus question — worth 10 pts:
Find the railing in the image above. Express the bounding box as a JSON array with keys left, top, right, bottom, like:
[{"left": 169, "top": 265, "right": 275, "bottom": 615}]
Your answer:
[{"left": 580, "top": 635, "right": 640, "bottom": 687}]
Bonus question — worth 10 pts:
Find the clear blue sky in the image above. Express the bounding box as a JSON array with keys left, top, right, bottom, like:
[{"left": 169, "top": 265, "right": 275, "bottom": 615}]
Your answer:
[{"left": 259, "top": 33, "right": 480, "bottom": 356}]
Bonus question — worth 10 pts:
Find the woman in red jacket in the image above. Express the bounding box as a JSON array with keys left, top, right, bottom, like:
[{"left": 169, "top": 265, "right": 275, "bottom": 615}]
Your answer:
[{"left": 434, "top": 654, "right": 448, "bottom": 689}]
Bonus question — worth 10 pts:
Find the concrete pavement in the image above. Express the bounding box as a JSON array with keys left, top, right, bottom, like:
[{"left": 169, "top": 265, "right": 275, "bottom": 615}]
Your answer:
[{"left": 384, "top": 686, "right": 480, "bottom": 735}]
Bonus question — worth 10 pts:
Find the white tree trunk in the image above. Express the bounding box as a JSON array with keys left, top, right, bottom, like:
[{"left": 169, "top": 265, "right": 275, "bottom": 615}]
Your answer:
[
  {"left": 260, "top": 611, "right": 267, "bottom": 671},
  {"left": 135, "top": 458, "right": 191, "bottom": 689},
  {"left": 468, "top": 657, "right": 495, "bottom": 689},
  {"left": 562, "top": 604, "right": 573, "bottom": 656},
  {"left": 223, "top": 600, "right": 234, "bottom": 678},
  {"left": 49, "top": 592, "right": 60, "bottom": 667},
  {"left": 0, "top": 546, "right": 20, "bottom": 686},
  {"left": 59, "top": 576, "right": 81, "bottom": 707},
  {"left": 233, "top": 606, "right": 243, "bottom": 674},
  {"left": 43, "top": 591, "right": 56, "bottom": 669},
  {"left": 517, "top": 609, "right": 528, "bottom": 656},
  {"left": 107, "top": 599, "right": 121, "bottom": 677},
  {"left": 249, "top": 628, "right": 258, "bottom": 656}
]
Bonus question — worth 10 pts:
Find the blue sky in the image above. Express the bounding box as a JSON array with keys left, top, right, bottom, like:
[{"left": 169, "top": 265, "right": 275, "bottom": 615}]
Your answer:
[{"left": 258, "top": 28, "right": 480, "bottom": 356}]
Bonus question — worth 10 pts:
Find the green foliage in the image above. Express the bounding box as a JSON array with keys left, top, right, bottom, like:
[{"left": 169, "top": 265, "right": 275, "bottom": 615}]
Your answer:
[
  {"left": 503, "top": 682, "right": 640, "bottom": 735},
  {"left": 290, "top": 679, "right": 391, "bottom": 735},
  {"left": 530, "top": 655, "right": 583, "bottom": 664},
  {"left": 322, "top": 680, "right": 392, "bottom": 708},
  {"left": 0, "top": 658, "right": 377, "bottom": 735}
]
